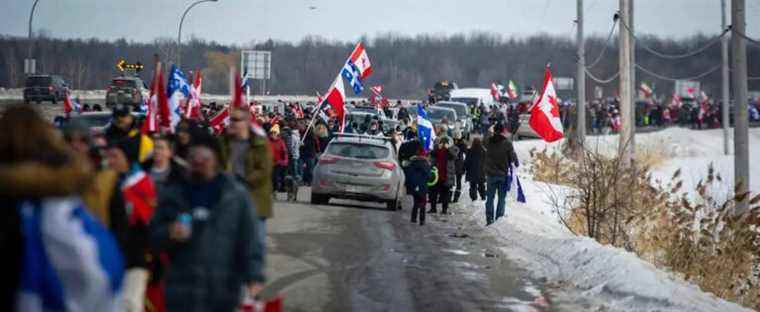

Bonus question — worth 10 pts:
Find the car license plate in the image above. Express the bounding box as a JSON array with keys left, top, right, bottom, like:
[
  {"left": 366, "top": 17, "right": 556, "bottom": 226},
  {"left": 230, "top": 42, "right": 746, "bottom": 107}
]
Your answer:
[{"left": 345, "top": 185, "right": 362, "bottom": 193}]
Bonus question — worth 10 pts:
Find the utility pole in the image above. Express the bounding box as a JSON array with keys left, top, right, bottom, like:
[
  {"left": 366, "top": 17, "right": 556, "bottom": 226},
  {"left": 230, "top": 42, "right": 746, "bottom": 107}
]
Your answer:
[
  {"left": 618, "top": 0, "right": 634, "bottom": 164},
  {"left": 576, "top": 0, "right": 586, "bottom": 148},
  {"left": 629, "top": 0, "right": 636, "bottom": 141},
  {"left": 721, "top": 0, "right": 730, "bottom": 155},
  {"left": 731, "top": 0, "right": 749, "bottom": 213}
]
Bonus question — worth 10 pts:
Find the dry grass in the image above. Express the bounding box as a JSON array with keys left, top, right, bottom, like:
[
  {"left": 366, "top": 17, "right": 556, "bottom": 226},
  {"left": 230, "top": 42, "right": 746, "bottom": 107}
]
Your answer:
[{"left": 532, "top": 147, "right": 760, "bottom": 310}]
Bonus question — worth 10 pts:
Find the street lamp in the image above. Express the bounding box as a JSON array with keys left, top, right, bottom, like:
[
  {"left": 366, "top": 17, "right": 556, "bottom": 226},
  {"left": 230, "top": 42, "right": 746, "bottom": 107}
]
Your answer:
[
  {"left": 177, "top": 0, "right": 218, "bottom": 67},
  {"left": 27, "top": 0, "right": 41, "bottom": 72}
]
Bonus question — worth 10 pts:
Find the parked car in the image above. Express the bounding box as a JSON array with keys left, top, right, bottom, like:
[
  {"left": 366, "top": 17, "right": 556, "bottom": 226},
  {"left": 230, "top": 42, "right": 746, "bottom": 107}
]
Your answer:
[
  {"left": 435, "top": 101, "right": 472, "bottom": 135},
  {"left": 311, "top": 134, "right": 405, "bottom": 210},
  {"left": 106, "top": 76, "right": 148, "bottom": 109},
  {"left": 515, "top": 114, "right": 540, "bottom": 140},
  {"left": 23, "top": 74, "right": 68, "bottom": 104}
]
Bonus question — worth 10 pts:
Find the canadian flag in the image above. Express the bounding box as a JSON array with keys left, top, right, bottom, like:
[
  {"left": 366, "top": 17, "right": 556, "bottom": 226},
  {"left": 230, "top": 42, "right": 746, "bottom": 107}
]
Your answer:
[
  {"left": 186, "top": 70, "right": 203, "bottom": 120},
  {"left": 62, "top": 90, "right": 80, "bottom": 116},
  {"left": 142, "top": 65, "right": 167, "bottom": 134},
  {"left": 208, "top": 108, "right": 230, "bottom": 135},
  {"left": 349, "top": 42, "right": 373, "bottom": 80},
  {"left": 324, "top": 75, "right": 347, "bottom": 130},
  {"left": 121, "top": 167, "right": 156, "bottom": 225},
  {"left": 232, "top": 71, "right": 244, "bottom": 108},
  {"left": 529, "top": 66, "right": 564, "bottom": 143},
  {"left": 490, "top": 82, "right": 500, "bottom": 101}
]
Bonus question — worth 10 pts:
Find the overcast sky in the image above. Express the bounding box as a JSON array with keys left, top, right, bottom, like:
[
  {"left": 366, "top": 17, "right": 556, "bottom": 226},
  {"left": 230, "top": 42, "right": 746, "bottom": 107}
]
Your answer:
[{"left": 1, "top": 0, "right": 758, "bottom": 44}]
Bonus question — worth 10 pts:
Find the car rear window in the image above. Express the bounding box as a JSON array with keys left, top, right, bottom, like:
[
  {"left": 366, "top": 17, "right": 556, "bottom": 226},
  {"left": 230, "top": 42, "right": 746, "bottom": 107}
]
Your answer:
[
  {"left": 26, "top": 76, "right": 52, "bottom": 86},
  {"left": 428, "top": 108, "right": 456, "bottom": 121},
  {"left": 450, "top": 97, "right": 478, "bottom": 106},
  {"left": 111, "top": 79, "right": 137, "bottom": 88},
  {"left": 438, "top": 103, "right": 467, "bottom": 117},
  {"left": 326, "top": 142, "right": 389, "bottom": 159}
]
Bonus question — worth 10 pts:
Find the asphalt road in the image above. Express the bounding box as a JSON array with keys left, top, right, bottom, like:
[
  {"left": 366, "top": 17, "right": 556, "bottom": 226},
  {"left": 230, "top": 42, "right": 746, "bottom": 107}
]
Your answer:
[{"left": 260, "top": 188, "right": 594, "bottom": 312}]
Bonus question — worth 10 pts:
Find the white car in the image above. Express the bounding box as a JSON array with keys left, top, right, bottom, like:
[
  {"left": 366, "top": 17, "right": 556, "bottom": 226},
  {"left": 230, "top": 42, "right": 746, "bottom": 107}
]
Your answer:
[{"left": 449, "top": 88, "right": 497, "bottom": 110}]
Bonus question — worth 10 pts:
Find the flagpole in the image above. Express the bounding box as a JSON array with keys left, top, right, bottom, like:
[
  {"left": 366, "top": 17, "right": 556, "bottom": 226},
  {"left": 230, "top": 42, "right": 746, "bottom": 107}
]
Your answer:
[{"left": 300, "top": 93, "right": 324, "bottom": 144}]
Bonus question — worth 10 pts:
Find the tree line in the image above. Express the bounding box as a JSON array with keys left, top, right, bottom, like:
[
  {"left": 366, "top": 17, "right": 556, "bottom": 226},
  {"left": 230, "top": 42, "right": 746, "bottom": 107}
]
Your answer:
[{"left": 0, "top": 32, "right": 757, "bottom": 99}]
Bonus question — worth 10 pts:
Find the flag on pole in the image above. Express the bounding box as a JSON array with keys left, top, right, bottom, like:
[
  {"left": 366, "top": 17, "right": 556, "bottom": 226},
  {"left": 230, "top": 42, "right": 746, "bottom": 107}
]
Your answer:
[
  {"left": 490, "top": 82, "right": 500, "bottom": 101},
  {"left": 208, "top": 108, "right": 230, "bottom": 135},
  {"left": 417, "top": 104, "right": 436, "bottom": 152},
  {"left": 62, "top": 91, "right": 81, "bottom": 116},
  {"left": 121, "top": 164, "right": 156, "bottom": 225},
  {"left": 639, "top": 82, "right": 653, "bottom": 98},
  {"left": 529, "top": 65, "right": 564, "bottom": 143},
  {"left": 141, "top": 64, "right": 167, "bottom": 134},
  {"left": 185, "top": 70, "right": 203, "bottom": 120},
  {"left": 167, "top": 65, "right": 191, "bottom": 132},
  {"left": 507, "top": 80, "right": 519, "bottom": 99},
  {"left": 348, "top": 42, "right": 373, "bottom": 79},
  {"left": 324, "top": 75, "right": 347, "bottom": 130},
  {"left": 341, "top": 60, "right": 364, "bottom": 95},
  {"left": 232, "top": 71, "right": 244, "bottom": 108}
]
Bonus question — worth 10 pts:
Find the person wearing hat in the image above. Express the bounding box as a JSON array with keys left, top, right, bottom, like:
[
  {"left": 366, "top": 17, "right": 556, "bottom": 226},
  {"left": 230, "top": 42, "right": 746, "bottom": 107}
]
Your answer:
[
  {"left": 483, "top": 122, "right": 517, "bottom": 225},
  {"left": 105, "top": 103, "right": 137, "bottom": 143},
  {"left": 150, "top": 131, "right": 265, "bottom": 311},
  {"left": 268, "top": 124, "right": 289, "bottom": 193}
]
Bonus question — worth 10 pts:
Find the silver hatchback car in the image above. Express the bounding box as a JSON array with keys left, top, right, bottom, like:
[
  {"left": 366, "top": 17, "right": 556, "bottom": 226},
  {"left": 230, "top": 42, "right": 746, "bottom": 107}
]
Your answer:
[{"left": 311, "top": 134, "right": 406, "bottom": 210}]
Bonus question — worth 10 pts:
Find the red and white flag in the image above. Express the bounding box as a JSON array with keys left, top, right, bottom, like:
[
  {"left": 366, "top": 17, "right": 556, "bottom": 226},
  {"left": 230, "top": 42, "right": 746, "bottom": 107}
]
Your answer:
[
  {"left": 324, "top": 75, "right": 347, "bottom": 130},
  {"left": 142, "top": 65, "right": 167, "bottom": 134},
  {"left": 185, "top": 70, "right": 203, "bottom": 120},
  {"left": 121, "top": 168, "right": 156, "bottom": 225},
  {"left": 490, "top": 82, "right": 501, "bottom": 101},
  {"left": 529, "top": 66, "right": 564, "bottom": 143},
  {"left": 370, "top": 85, "right": 383, "bottom": 96},
  {"left": 231, "top": 71, "right": 244, "bottom": 109},
  {"left": 62, "top": 90, "right": 80, "bottom": 117},
  {"left": 670, "top": 92, "right": 683, "bottom": 108},
  {"left": 349, "top": 43, "right": 373, "bottom": 79},
  {"left": 208, "top": 108, "right": 230, "bottom": 135}
]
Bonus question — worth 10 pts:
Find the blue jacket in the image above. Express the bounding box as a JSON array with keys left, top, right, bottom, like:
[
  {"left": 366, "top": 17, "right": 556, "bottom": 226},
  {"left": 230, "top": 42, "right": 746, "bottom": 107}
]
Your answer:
[{"left": 405, "top": 156, "right": 432, "bottom": 196}]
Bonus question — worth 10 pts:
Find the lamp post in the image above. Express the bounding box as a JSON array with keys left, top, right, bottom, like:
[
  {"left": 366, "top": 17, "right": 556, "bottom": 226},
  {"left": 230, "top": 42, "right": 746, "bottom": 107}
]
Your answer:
[
  {"left": 26, "top": 0, "right": 41, "bottom": 75},
  {"left": 177, "top": 0, "right": 218, "bottom": 67}
]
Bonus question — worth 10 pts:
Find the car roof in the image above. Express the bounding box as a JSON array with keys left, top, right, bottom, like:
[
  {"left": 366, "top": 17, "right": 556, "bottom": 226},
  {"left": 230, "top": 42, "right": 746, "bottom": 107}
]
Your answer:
[
  {"left": 331, "top": 135, "right": 392, "bottom": 147},
  {"left": 449, "top": 88, "right": 492, "bottom": 97},
  {"left": 436, "top": 101, "right": 467, "bottom": 107},
  {"left": 429, "top": 106, "right": 456, "bottom": 112},
  {"left": 113, "top": 76, "right": 141, "bottom": 80}
]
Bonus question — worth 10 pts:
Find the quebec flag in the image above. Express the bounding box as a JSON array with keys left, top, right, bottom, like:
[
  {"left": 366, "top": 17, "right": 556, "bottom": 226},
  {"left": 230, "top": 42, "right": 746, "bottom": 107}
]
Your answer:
[
  {"left": 167, "top": 65, "right": 191, "bottom": 130},
  {"left": 417, "top": 104, "right": 436, "bottom": 152},
  {"left": 16, "top": 197, "right": 124, "bottom": 312},
  {"left": 341, "top": 61, "right": 364, "bottom": 95}
]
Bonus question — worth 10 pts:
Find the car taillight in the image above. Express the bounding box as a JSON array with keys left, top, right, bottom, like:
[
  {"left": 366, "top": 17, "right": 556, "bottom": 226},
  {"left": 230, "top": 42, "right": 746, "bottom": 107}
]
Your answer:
[
  {"left": 48, "top": 86, "right": 53, "bottom": 91},
  {"left": 374, "top": 161, "right": 396, "bottom": 171},
  {"left": 318, "top": 155, "right": 339, "bottom": 165}
]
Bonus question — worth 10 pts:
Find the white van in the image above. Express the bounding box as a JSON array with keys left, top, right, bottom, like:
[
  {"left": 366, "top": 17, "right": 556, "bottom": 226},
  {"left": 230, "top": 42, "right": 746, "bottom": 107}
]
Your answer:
[{"left": 448, "top": 88, "right": 496, "bottom": 110}]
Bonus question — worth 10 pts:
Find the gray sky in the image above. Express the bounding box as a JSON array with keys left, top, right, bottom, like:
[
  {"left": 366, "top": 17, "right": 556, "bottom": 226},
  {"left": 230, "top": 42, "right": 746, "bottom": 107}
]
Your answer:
[{"left": 1, "top": 0, "right": 758, "bottom": 44}]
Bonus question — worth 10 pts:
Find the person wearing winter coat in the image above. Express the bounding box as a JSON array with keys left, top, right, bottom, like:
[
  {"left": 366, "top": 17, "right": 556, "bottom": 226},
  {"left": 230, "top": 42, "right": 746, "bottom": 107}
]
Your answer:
[
  {"left": 150, "top": 133, "right": 265, "bottom": 311},
  {"left": 451, "top": 134, "right": 467, "bottom": 203},
  {"left": 406, "top": 149, "right": 432, "bottom": 225},
  {"left": 465, "top": 137, "right": 487, "bottom": 202},
  {"left": 268, "top": 125, "right": 289, "bottom": 192},
  {"left": 300, "top": 129, "right": 320, "bottom": 186},
  {"left": 483, "top": 123, "right": 518, "bottom": 225},
  {"left": 428, "top": 136, "right": 459, "bottom": 215}
]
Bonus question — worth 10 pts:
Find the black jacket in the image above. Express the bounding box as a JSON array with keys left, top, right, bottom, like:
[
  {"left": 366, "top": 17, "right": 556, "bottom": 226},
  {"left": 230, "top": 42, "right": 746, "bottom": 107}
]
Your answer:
[
  {"left": 465, "top": 145, "right": 486, "bottom": 183},
  {"left": 484, "top": 134, "right": 517, "bottom": 177}
]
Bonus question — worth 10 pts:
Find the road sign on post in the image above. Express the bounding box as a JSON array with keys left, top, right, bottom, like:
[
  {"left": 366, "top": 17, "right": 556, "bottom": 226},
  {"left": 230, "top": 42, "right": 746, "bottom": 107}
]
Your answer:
[
  {"left": 24, "top": 59, "right": 36, "bottom": 75},
  {"left": 241, "top": 50, "right": 271, "bottom": 95}
]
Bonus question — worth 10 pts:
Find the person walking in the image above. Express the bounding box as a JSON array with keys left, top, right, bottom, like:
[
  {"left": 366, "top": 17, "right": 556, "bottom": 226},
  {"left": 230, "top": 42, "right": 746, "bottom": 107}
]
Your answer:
[
  {"left": 483, "top": 123, "right": 517, "bottom": 225},
  {"left": 406, "top": 148, "right": 432, "bottom": 225},
  {"left": 268, "top": 125, "right": 289, "bottom": 192},
  {"left": 451, "top": 133, "right": 467, "bottom": 203},
  {"left": 150, "top": 132, "right": 265, "bottom": 312},
  {"left": 465, "top": 137, "right": 486, "bottom": 203},
  {"left": 428, "top": 136, "right": 458, "bottom": 215}
]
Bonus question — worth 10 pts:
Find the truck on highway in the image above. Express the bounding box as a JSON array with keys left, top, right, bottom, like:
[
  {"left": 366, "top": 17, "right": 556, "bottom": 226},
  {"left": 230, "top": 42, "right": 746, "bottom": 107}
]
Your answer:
[{"left": 106, "top": 76, "right": 148, "bottom": 109}]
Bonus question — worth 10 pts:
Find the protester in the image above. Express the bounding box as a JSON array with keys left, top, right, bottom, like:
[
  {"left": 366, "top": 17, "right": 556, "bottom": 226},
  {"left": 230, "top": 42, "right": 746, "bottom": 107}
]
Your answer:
[
  {"left": 451, "top": 133, "right": 467, "bottom": 203},
  {"left": 150, "top": 132, "right": 265, "bottom": 311},
  {"left": 406, "top": 147, "right": 432, "bottom": 225},
  {"left": 147, "top": 135, "right": 187, "bottom": 190},
  {"left": 428, "top": 136, "right": 458, "bottom": 215},
  {"left": 105, "top": 103, "right": 138, "bottom": 142},
  {"left": 286, "top": 126, "right": 301, "bottom": 181},
  {"left": 269, "top": 125, "right": 289, "bottom": 192},
  {"left": 465, "top": 136, "right": 487, "bottom": 202},
  {"left": 300, "top": 128, "right": 320, "bottom": 186},
  {"left": 483, "top": 123, "right": 517, "bottom": 225},
  {"left": 0, "top": 105, "right": 124, "bottom": 311}
]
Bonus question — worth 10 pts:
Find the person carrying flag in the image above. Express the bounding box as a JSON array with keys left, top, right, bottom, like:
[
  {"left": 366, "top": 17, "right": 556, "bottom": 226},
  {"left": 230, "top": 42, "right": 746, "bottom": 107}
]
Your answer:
[{"left": 483, "top": 122, "right": 517, "bottom": 225}]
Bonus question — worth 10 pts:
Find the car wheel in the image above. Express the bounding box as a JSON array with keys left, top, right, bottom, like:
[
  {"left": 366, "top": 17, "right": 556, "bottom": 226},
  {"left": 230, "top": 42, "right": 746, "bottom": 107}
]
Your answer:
[
  {"left": 51, "top": 98, "right": 57, "bottom": 105},
  {"left": 311, "top": 193, "right": 329, "bottom": 205},
  {"left": 386, "top": 199, "right": 398, "bottom": 211}
]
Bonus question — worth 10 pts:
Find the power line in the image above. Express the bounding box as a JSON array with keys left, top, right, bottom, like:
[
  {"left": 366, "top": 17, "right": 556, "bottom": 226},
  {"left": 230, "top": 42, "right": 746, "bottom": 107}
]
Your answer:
[
  {"left": 731, "top": 27, "right": 760, "bottom": 46},
  {"left": 635, "top": 63, "right": 721, "bottom": 82},
  {"left": 585, "top": 68, "right": 619, "bottom": 84},
  {"left": 618, "top": 18, "right": 729, "bottom": 60},
  {"left": 585, "top": 20, "right": 618, "bottom": 69}
]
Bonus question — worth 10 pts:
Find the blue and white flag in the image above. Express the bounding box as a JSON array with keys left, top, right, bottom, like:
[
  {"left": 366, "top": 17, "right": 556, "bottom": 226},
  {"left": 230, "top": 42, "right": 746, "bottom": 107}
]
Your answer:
[
  {"left": 503, "top": 162, "right": 527, "bottom": 203},
  {"left": 167, "top": 64, "right": 191, "bottom": 131},
  {"left": 417, "top": 104, "right": 436, "bottom": 152},
  {"left": 341, "top": 60, "right": 364, "bottom": 95},
  {"left": 17, "top": 197, "right": 124, "bottom": 312}
]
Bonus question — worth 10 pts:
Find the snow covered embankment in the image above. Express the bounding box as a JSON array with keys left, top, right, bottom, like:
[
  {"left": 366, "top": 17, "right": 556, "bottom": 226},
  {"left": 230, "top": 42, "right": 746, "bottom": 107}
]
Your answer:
[{"left": 466, "top": 128, "right": 759, "bottom": 312}]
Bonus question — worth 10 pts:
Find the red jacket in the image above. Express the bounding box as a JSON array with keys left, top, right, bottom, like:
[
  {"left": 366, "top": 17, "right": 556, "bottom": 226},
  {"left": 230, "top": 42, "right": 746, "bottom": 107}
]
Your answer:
[{"left": 269, "top": 137, "right": 289, "bottom": 167}]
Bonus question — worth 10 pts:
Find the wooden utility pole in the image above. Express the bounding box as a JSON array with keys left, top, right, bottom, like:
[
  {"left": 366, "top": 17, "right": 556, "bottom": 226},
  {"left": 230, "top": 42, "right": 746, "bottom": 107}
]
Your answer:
[
  {"left": 618, "top": 0, "right": 634, "bottom": 164},
  {"left": 721, "top": 0, "right": 730, "bottom": 155},
  {"left": 731, "top": 0, "right": 749, "bottom": 212},
  {"left": 576, "top": 0, "right": 586, "bottom": 149}
]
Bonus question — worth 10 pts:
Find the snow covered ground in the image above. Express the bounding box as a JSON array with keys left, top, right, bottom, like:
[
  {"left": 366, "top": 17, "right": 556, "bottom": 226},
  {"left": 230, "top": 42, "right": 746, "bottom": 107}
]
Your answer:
[{"left": 464, "top": 127, "right": 760, "bottom": 311}]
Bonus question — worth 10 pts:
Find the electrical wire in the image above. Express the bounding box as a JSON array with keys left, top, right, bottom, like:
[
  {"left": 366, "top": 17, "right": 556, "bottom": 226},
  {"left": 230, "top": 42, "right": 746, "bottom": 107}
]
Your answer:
[
  {"left": 585, "top": 20, "right": 618, "bottom": 70},
  {"left": 731, "top": 27, "right": 760, "bottom": 46},
  {"left": 635, "top": 63, "right": 721, "bottom": 82},
  {"left": 619, "top": 18, "right": 729, "bottom": 60},
  {"left": 585, "top": 69, "right": 619, "bottom": 84}
]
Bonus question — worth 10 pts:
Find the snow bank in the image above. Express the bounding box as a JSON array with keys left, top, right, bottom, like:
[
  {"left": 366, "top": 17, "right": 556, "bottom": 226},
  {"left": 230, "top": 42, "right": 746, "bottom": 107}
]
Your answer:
[{"left": 462, "top": 127, "right": 760, "bottom": 311}]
